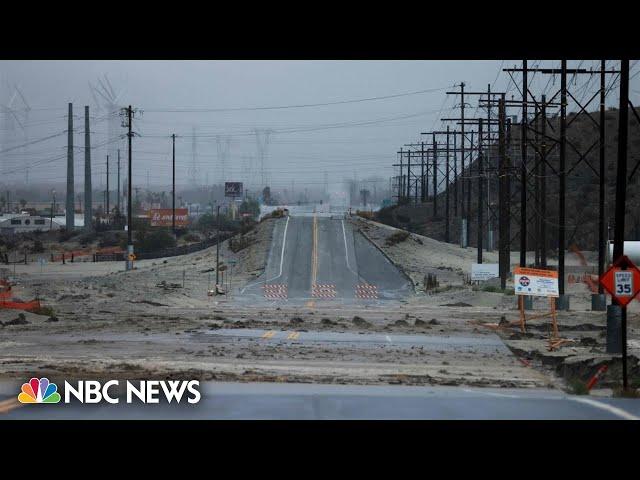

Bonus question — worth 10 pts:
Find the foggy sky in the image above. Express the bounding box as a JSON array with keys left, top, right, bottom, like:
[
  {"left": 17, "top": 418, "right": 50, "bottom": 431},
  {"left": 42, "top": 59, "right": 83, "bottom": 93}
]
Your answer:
[{"left": 1, "top": 60, "right": 637, "bottom": 197}]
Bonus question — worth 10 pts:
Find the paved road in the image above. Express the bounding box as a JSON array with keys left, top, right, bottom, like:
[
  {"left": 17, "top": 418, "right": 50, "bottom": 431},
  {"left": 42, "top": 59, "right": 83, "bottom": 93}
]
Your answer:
[
  {"left": 1, "top": 381, "right": 638, "bottom": 420},
  {"left": 240, "top": 214, "right": 410, "bottom": 304}
]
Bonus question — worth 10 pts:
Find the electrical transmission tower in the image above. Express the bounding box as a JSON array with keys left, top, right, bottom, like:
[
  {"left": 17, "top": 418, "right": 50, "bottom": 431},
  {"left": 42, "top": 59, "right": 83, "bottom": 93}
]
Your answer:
[
  {"left": 0, "top": 81, "right": 30, "bottom": 182},
  {"left": 189, "top": 126, "right": 199, "bottom": 187},
  {"left": 90, "top": 74, "right": 125, "bottom": 171},
  {"left": 254, "top": 128, "right": 273, "bottom": 187},
  {"left": 216, "top": 135, "right": 232, "bottom": 184}
]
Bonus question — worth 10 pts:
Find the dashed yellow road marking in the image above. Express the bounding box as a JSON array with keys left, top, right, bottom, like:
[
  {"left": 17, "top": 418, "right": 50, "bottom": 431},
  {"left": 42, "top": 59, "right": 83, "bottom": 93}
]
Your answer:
[
  {"left": 262, "top": 330, "right": 275, "bottom": 339},
  {"left": 287, "top": 332, "right": 300, "bottom": 340}
]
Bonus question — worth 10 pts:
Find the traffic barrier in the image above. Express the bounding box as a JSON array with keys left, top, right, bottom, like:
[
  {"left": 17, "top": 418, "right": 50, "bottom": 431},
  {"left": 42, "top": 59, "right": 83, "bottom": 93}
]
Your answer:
[
  {"left": 0, "top": 299, "right": 41, "bottom": 312},
  {"left": 312, "top": 284, "right": 336, "bottom": 298},
  {"left": 262, "top": 284, "right": 288, "bottom": 299},
  {"left": 355, "top": 283, "right": 378, "bottom": 299},
  {"left": 586, "top": 364, "right": 609, "bottom": 391}
]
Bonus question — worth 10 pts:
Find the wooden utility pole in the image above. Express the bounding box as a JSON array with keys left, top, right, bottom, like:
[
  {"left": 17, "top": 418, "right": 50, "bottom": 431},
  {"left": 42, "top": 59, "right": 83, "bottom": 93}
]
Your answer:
[
  {"left": 106, "top": 155, "right": 110, "bottom": 222},
  {"left": 172, "top": 134, "right": 176, "bottom": 233}
]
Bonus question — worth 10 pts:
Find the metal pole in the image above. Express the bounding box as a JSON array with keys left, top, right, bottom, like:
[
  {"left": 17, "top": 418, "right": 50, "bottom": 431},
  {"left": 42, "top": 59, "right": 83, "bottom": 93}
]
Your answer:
[
  {"left": 445, "top": 127, "right": 450, "bottom": 243},
  {"left": 534, "top": 105, "right": 540, "bottom": 267},
  {"left": 172, "top": 134, "right": 176, "bottom": 233},
  {"left": 216, "top": 205, "right": 221, "bottom": 286},
  {"left": 433, "top": 133, "right": 438, "bottom": 218},
  {"left": 84, "top": 106, "right": 92, "bottom": 231},
  {"left": 406, "top": 149, "right": 411, "bottom": 199},
  {"left": 420, "top": 142, "right": 425, "bottom": 202},
  {"left": 541, "top": 96, "right": 548, "bottom": 267},
  {"left": 477, "top": 118, "right": 483, "bottom": 263},
  {"left": 66, "top": 103, "right": 74, "bottom": 231},
  {"left": 117, "top": 149, "right": 121, "bottom": 215},
  {"left": 460, "top": 82, "right": 466, "bottom": 220},
  {"left": 558, "top": 61, "right": 567, "bottom": 303},
  {"left": 613, "top": 59, "right": 629, "bottom": 390},
  {"left": 106, "top": 155, "right": 109, "bottom": 222},
  {"left": 598, "top": 60, "right": 606, "bottom": 293},
  {"left": 520, "top": 59, "right": 528, "bottom": 267},
  {"left": 453, "top": 131, "right": 458, "bottom": 217},
  {"left": 498, "top": 97, "right": 508, "bottom": 289},
  {"left": 126, "top": 106, "right": 133, "bottom": 271}
]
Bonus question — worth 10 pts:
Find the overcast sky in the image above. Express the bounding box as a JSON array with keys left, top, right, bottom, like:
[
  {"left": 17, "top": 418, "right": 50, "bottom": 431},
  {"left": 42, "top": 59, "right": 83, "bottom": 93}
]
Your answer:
[{"left": 1, "top": 60, "right": 637, "bottom": 196}]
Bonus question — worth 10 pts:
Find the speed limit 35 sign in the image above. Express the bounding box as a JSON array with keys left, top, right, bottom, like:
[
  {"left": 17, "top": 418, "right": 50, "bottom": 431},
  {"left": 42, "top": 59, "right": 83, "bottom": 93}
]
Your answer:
[{"left": 599, "top": 255, "right": 640, "bottom": 307}]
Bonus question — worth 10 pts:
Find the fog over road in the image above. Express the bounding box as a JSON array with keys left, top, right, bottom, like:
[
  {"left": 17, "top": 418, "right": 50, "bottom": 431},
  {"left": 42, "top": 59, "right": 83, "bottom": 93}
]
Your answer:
[{"left": 240, "top": 213, "right": 411, "bottom": 304}]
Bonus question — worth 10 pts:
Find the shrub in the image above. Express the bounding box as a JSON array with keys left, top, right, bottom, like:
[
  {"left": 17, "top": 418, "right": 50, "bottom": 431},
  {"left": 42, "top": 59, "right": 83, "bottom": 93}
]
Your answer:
[
  {"left": 182, "top": 233, "right": 201, "bottom": 243},
  {"left": 30, "top": 240, "right": 44, "bottom": 254},
  {"left": 385, "top": 230, "right": 410, "bottom": 246},
  {"left": 135, "top": 228, "right": 177, "bottom": 252}
]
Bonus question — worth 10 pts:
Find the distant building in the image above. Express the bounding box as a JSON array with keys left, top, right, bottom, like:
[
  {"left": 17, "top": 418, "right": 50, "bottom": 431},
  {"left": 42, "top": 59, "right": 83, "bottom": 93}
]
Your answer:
[{"left": 0, "top": 213, "right": 84, "bottom": 235}]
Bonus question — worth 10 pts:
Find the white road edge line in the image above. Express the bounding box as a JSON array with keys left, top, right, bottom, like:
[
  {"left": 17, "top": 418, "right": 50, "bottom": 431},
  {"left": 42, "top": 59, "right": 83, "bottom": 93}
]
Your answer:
[
  {"left": 341, "top": 219, "right": 362, "bottom": 280},
  {"left": 462, "top": 388, "right": 521, "bottom": 399},
  {"left": 385, "top": 335, "right": 392, "bottom": 343},
  {"left": 570, "top": 397, "right": 640, "bottom": 421},
  {"left": 240, "top": 215, "right": 290, "bottom": 293}
]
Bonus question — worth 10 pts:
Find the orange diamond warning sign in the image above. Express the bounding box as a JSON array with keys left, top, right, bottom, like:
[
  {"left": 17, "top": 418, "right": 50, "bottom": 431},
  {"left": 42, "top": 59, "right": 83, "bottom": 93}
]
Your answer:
[{"left": 599, "top": 255, "right": 640, "bottom": 307}]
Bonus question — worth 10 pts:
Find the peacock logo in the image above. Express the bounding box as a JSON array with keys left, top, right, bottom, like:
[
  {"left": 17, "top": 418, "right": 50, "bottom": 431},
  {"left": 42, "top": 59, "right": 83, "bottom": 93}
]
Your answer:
[{"left": 18, "top": 378, "right": 61, "bottom": 404}]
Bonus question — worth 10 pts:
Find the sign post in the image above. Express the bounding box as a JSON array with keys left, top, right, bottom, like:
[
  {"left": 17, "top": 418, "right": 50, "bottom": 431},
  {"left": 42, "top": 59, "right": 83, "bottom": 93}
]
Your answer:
[
  {"left": 599, "top": 255, "right": 640, "bottom": 389},
  {"left": 512, "top": 266, "right": 566, "bottom": 349}
]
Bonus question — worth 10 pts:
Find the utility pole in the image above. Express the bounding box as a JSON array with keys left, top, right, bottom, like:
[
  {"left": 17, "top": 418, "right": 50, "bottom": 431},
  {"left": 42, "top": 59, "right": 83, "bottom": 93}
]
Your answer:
[
  {"left": 477, "top": 118, "right": 484, "bottom": 263},
  {"left": 406, "top": 149, "right": 411, "bottom": 199},
  {"left": 540, "top": 96, "right": 548, "bottom": 267},
  {"left": 520, "top": 60, "right": 528, "bottom": 268},
  {"left": 172, "top": 134, "right": 176, "bottom": 234},
  {"left": 216, "top": 205, "right": 221, "bottom": 286},
  {"left": 84, "top": 105, "right": 92, "bottom": 231},
  {"left": 66, "top": 103, "right": 74, "bottom": 231},
  {"left": 445, "top": 126, "right": 451, "bottom": 243},
  {"left": 420, "top": 142, "right": 426, "bottom": 203},
  {"left": 117, "top": 149, "right": 121, "bottom": 216},
  {"left": 558, "top": 60, "right": 567, "bottom": 307},
  {"left": 453, "top": 130, "right": 458, "bottom": 217},
  {"left": 596, "top": 59, "right": 607, "bottom": 309},
  {"left": 123, "top": 105, "right": 135, "bottom": 271},
  {"left": 613, "top": 59, "right": 629, "bottom": 390},
  {"left": 498, "top": 96, "right": 509, "bottom": 289},
  {"left": 106, "top": 155, "right": 110, "bottom": 222},
  {"left": 432, "top": 133, "right": 438, "bottom": 218}
]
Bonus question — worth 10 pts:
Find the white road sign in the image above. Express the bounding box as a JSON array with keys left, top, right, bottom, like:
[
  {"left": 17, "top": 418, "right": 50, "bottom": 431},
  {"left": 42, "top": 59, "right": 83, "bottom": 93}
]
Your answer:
[
  {"left": 614, "top": 271, "right": 633, "bottom": 297},
  {"left": 471, "top": 263, "right": 499, "bottom": 281}
]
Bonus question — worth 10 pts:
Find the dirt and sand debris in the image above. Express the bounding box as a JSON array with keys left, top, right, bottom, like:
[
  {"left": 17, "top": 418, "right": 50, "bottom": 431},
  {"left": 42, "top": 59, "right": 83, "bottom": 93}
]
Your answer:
[{"left": 352, "top": 316, "right": 370, "bottom": 327}]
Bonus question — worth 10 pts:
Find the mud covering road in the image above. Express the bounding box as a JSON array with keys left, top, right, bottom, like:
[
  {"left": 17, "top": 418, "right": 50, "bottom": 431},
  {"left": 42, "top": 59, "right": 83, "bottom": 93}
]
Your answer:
[{"left": 0, "top": 210, "right": 638, "bottom": 397}]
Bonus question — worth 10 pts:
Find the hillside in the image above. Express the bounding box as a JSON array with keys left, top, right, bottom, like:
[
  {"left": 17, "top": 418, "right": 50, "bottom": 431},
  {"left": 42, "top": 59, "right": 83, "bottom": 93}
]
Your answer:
[{"left": 378, "top": 107, "right": 640, "bottom": 252}]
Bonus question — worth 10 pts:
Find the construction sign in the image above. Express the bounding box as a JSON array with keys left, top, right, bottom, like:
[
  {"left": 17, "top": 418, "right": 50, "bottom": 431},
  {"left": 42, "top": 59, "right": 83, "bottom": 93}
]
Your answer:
[
  {"left": 514, "top": 267, "right": 559, "bottom": 297},
  {"left": 149, "top": 209, "right": 189, "bottom": 227},
  {"left": 599, "top": 255, "right": 640, "bottom": 307}
]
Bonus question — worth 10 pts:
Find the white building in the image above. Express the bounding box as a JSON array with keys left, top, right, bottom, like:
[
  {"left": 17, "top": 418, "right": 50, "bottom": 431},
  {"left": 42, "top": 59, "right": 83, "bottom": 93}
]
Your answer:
[{"left": 0, "top": 214, "right": 84, "bottom": 234}]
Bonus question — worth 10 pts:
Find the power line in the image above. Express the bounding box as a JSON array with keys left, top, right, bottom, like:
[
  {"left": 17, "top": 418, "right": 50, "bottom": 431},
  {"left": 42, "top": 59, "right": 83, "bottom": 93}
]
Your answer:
[{"left": 142, "top": 85, "right": 453, "bottom": 113}]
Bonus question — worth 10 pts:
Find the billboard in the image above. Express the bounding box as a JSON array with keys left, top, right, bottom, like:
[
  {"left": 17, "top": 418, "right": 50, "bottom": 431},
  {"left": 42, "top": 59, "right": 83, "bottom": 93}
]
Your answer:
[
  {"left": 149, "top": 208, "right": 189, "bottom": 227},
  {"left": 225, "top": 182, "right": 243, "bottom": 197},
  {"left": 514, "top": 267, "right": 559, "bottom": 297}
]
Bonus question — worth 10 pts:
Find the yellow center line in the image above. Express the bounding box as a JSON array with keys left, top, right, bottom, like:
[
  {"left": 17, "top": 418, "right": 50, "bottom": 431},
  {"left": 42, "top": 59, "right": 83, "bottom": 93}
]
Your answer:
[{"left": 262, "top": 330, "right": 275, "bottom": 339}]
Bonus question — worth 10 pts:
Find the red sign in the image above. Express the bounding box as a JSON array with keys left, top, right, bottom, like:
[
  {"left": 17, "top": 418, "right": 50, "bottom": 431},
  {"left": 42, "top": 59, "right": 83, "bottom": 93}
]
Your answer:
[
  {"left": 599, "top": 255, "right": 640, "bottom": 307},
  {"left": 149, "top": 208, "right": 189, "bottom": 227}
]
